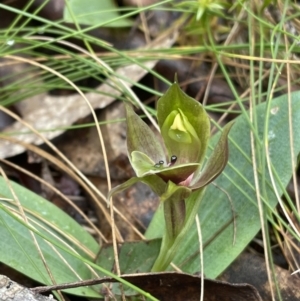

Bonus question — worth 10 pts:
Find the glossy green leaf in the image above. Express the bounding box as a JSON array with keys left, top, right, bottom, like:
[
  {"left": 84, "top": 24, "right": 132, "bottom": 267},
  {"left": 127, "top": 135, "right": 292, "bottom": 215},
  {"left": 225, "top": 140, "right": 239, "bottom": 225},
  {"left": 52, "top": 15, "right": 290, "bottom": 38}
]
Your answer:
[
  {"left": 64, "top": 0, "right": 132, "bottom": 27},
  {"left": 146, "top": 91, "right": 300, "bottom": 278},
  {"left": 0, "top": 179, "right": 101, "bottom": 297}
]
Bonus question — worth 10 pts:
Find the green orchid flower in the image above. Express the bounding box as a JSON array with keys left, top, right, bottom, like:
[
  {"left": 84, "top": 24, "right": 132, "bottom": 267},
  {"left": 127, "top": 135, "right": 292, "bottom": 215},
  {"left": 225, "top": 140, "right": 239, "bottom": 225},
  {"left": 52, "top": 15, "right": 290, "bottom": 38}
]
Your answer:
[{"left": 109, "top": 81, "right": 233, "bottom": 271}]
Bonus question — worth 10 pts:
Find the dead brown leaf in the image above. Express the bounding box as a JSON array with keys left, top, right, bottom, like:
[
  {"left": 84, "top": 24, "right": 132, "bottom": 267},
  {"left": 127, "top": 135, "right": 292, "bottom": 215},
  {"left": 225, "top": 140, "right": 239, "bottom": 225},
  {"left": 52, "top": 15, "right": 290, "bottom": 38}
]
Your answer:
[
  {"left": 112, "top": 272, "right": 262, "bottom": 301},
  {"left": 32, "top": 271, "right": 263, "bottom": 301}
]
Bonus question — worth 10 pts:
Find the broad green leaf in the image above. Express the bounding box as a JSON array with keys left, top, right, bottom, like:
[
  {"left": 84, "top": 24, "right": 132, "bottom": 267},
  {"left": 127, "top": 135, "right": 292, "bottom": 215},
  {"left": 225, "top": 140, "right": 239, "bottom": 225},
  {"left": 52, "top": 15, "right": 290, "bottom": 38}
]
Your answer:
[
  {"left": 0, "top": 179, "right": 101, "bottom": 297},
  {"left": 146, "top": 91, "right": 300, "bottom": 278},
  {"left": 64, "top": 0, "right": 132, "bottom": 28},
  {"left": 96, "top": 239, "right": 161, "bottom": 275}
]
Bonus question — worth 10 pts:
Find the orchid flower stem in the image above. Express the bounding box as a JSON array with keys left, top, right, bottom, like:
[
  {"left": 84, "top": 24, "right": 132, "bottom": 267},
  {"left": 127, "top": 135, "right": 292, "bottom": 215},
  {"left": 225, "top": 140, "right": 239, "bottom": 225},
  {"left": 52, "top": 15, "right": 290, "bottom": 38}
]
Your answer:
[
  {"left": 151, "top": 228, "right": 174, "bottom": 272},
  {"left": 151, "top": 188, "right": 206, "bottom": 272},
  {"left": 164, "top": 198, "right": 186, "bottom": 241}
]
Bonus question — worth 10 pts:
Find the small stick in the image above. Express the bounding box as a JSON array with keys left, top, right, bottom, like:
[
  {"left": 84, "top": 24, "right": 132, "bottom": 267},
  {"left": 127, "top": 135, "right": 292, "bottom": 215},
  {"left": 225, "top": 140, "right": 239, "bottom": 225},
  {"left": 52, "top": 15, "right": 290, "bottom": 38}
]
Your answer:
[{"left": 31, "top": 277, "right": 111, "bottom": 294}]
